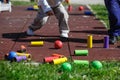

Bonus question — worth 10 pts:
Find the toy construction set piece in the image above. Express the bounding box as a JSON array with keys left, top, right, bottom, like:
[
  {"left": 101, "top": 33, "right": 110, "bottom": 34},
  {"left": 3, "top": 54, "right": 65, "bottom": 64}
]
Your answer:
[
  {"left": 17, "top": 45, "right": 27, "bottom": 53},
  {"left": 44, "top": 53, "right": 65, "bottom": 63},
  {"left": 74, "top": 50, "right": 88, "bottom": 56},
  {"left": 52, "top": 53, "right": 64, "bottom": 58},
  {"left": 27, "top": 5, "right": 39, "bottom": 11},
  {"left": 84, "top": 10, "right": 92, "bottom": 15},
  {"left": 73, "top": 60, "right": 89, "bottom": 66},
  {"left": 65, "top": 0, "right": 72, "bottom": 12},
  {"left": 67, "top": 5, "right": 72, "bottom": 12},
  {"left": 8, "top": 51, "right": 18, "bottom": 60},
  {"left": 31, "top": 41, "right": 44, "bottom": 46},
  {"left": 16, "top": 52, "right": 31, "bottom": 61},
  {"left": 87, "top": 35, "right": 93, "bottom": 48},
  {"left": 52, "top": 57, "right": 68, "bottom": 65},
  {"left": 14, "top": 56, "right": 27, "bottom": 62},
  {"left": 33, "top": 5, "right": 39, "bottom": 10},
  {"left": 44, "top": 56, "right": 59, "bottom": 63},
  {"left": 103, "top": 36, "right": 109, "bottom": 48},
  {"left": 6, "top": 51, "right": 32, "bottom": 61}
]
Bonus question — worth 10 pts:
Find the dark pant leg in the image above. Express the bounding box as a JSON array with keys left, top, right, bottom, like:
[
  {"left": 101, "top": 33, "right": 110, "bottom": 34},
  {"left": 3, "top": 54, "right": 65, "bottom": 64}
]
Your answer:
[{"left": 104, "top": 0, "right": 120, "bottom": 36}]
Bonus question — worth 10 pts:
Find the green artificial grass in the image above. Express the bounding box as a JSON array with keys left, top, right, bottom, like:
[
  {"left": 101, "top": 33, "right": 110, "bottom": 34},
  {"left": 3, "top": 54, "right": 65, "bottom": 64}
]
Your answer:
[
  {"left": 11, "top": 1, "right": 36, "bottom": 6},
  {"left": 0, "top": 60, "right": 120, "bottom": 80},
  {"left": 90, "top": 4, "right": 109, "bottom": 29}
]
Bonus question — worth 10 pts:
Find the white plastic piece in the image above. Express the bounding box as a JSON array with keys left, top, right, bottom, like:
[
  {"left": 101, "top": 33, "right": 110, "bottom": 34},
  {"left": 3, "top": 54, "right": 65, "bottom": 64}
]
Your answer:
[{"left": 0, "top": 1, "right": 12, "bottom": 12}]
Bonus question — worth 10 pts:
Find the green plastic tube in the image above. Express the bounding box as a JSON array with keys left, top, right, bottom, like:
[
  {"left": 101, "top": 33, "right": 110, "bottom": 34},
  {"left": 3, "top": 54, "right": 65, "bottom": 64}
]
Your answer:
[
  {"left": 73, "top": 60, "right": 89, "bottom": 65},
  {"left": 74, "top": 50, "right": 88, "bottom": 56}
]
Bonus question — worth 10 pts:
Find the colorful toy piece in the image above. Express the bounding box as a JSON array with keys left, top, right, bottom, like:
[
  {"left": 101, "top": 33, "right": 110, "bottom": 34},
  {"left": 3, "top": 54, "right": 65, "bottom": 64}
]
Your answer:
[
  {"left": 53, "top": 57, "right": 67, "bottom": 64},
  {"left": 84, "top": 10, "right": 92, "bottom": 15},
  {"left": 74, "top": 50, "right": 88, "bottom": 56},
  {"left": 54, "top": 40, "right": 63, "bottom": 49},
  {"left": 14, "top": 56, "right": 27, "bottom": 62},
  {"left": 91, "top": 60, "right": 102, "bottom": 69},
  {"left": 31, "top": 41, "right": 44, "bottom": 46},
  {"left": 27, "top": 7, "right": 34, "bottom": 10},
  {"left": 87, "top": 35, "right": 93, "bottom": 48},
  {"left": 27, "top": 5, "right": 39, "bottom": 11},
  {"left": 73, "top": 60, "right": 89, "bottom": 66},
  {"left": 20, "top": 45, "right": 26, "bottom": 53},
  {"left": 8, "top": 51, "right": 17, "bottom": 60},
  {"left": 65, "top": 0, "right": 70, "bottom": 4},
  {"left": 52, "top": 53, "right": 64, "bottom": 58},
  {"left": 67, "top": 5, "right": 72, "bottom": 12},
  {"left": 78, "top": 6, "right": 84, "bottom": 11},
  {"left": 16, "top": 52, "right": 31, "bottom": 61},
  {"left": 104, "top": 36, "right": 109, "bottom": 48},
  {"left": 44, "top": 56, "right": 59, "bottom": 63},
  {"left": 0, "top": 0, "right": 12, "bottom": 12},
  {"left": 61, "top": 62, "right": 72, "bottom": 71},
  {"left": 33, "top": 5, "right": 39, "bottom": 10}
]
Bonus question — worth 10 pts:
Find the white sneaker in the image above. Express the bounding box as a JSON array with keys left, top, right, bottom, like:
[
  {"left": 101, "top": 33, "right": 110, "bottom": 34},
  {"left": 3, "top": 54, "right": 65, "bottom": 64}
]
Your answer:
[
  {"left": 60, "top": 32, "right": 68, "bottom": 38},
  {"left": 26, "top": 28, "right": 34, "bottom": 36}
]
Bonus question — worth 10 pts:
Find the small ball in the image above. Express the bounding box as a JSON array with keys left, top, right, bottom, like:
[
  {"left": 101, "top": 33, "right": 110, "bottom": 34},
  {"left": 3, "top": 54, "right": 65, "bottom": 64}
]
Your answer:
[
  {"left": 8, "top": 51, "right": 17, "bottom": 60},
  {"left": 61, "top": 62, "right": 72, "bottom": 71},
  {"left": 79, "top": 6, "right": 84, "bottom": 11},
  {"left": 54, "top": 40, "right": 63, "bottom": 49},
  {"left": 91, "top": 60, "right": 102, "bottom": 69}
]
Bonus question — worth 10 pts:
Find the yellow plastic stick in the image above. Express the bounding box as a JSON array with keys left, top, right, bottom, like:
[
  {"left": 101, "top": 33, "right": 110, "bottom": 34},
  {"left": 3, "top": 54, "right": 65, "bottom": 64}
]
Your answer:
[
  {"left": 87, "top": 35, "right": 93, "bottom": 48},
  {"left": 16, "top": 52, "right": 31, "bottom": 60},
  {"left": 31, "top": 41, "right": 44, "bottom": 46},
  {"left": 53, "top": 57, "right": 67, "bottom": 64}
]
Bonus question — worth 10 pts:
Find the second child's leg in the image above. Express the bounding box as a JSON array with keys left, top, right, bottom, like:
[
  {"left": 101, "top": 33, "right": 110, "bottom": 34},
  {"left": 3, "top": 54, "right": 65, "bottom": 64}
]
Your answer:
[
  {"left": 27, "top": 7, "right": 49, "bottom": 36},
  {"left": 53, "top": 4, "right": 70, "bottom": 38}
]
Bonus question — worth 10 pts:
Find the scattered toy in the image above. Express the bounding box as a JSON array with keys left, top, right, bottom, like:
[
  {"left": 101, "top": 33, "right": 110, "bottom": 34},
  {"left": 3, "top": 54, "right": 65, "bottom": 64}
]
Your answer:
[
  {"left": 78, "top": 6, "right": 84, "bottom": 11},
  {"left": 73, "top": 60, "right": 89, "bottom": 66},
  {"left": 104, "top": 36, "right": 109, "bottom": 48},
  {"left": 18, "top": 45, "right": 27, "bottom": 53},
  {"left": 61, "top": 62, "right": 72, "bottom": 71},
  {"left": 44, "top": 56, "right": 59, "bottom": 63},
  {"left": 91, "top": 60, "right": 102, "bottom": 69},
  {"left": 87, "top": 35, "right": 93, "bottom": 48},
  {"left": 52, "top": 57, "right": 67, "bottom": 64},
  {"left": 8, "top": 51, "right": 17, "bottom": 60},
  {"left": 67, "top": 5, "right": 72, "bottom": 12},
  {"left": 54, "top": 40, "right": 63, "bottom": 49},
  {"left": 84, "top": 10, "right": 92, "bottom": 15},
  {"left": 14, "top": 56, "right": 27, "bottom": 62},
  {"left": 74, "top": 50, "right": 88, "bottom": 56},
  {"left": 31, "top": 41, "right": 44, "bottom": 46}
]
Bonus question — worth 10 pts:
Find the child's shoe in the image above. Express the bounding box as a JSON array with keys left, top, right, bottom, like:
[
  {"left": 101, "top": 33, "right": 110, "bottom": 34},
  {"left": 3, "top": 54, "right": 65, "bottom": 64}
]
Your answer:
[
  {"left": 26, "top": 28, "right": 34, "bottom": 36},
  {"left": 60, "top": 30, "right": 69, "bottom": 38}
]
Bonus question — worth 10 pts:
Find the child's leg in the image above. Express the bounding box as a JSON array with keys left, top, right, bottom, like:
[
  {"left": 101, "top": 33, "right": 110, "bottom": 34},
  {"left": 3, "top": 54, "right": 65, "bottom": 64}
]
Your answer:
[
  {"left": 104, "top": 0, "right": 120, "bottom": 36},
  {"left": 53, "top": 4, "right": 70, "bottom": 34},
  {"left": 29, "top": 8, "right": 49, "bottom": 31}
]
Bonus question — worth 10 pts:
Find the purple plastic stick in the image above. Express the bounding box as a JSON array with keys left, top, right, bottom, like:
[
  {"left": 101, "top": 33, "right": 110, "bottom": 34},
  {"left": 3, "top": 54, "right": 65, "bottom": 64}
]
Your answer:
[
  {"left": 15, "top": 56, "right": 27, "bottom": 62},
  {"left": 104, "top": 36, "right": 109, "bottom": 48}
]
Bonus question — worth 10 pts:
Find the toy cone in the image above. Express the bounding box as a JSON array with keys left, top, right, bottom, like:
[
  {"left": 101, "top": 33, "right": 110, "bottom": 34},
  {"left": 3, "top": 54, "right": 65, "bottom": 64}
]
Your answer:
[{"left": 68, "top": 5, "right": 72, "bottom": 12}]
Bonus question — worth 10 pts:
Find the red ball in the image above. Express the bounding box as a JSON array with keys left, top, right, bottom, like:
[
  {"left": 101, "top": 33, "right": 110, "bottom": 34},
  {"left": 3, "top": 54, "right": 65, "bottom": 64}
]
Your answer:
[
  {"left": 79, "top": 6, "right": 84, "bottom": 11},
  {"left": 54, "top": 40, "right": 63, "bottom": 49}
]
